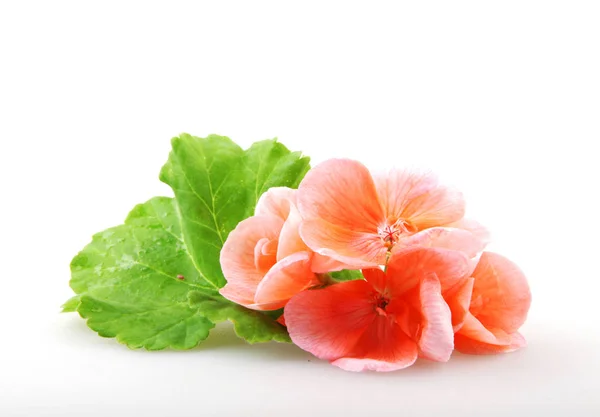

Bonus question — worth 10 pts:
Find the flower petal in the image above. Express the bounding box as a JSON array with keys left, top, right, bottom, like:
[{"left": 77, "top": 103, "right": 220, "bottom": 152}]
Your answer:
[
  {"left": 471, "top": 252, "right": 531, "bottom": 333},
  {"left": 255, "top": 187, "right": 296, "bottom": 220},
  {"left": 395, "top": 227, "right": 486, "bottom": 258},
  {"left": 219, "top": 284, "right": 284, "bottom": 311},
  {"left": 362, "top": 267, "right": 387, "bottom": 293},
  {"left": 444, "top": 277, "right": 475, "bottom": 331},
  {"left": 276, "top": 204, "right": 309, "bottom": 261},
  {"left": 310, "top": 253, "right": 358, "bottom": 274},
  {"left": 374, "top": 169, "right": 465, "bottom": 229},
  {"left": 299, "top": 219, "right": 385, "bottom": 266},
  {"left": 386, "top": 248, "right": 471, "bottom": 296},
  {"left": 444, "top": 218, "right": 491, "bottom": 245},
  {"left": 219, "top": 215, "right": 284, "bottom": 308},
  {"left": 285, "top": 280, "right": 376, "bottom": 361},
  {"left": 297, "top": 158, "right": 384, "bottom": 232},
  {"left": 218, "top": 285, "right": 254, "bottom": 309},
  {"left": 332, "top": 315, "right": 418, "bottom": 372},
  {"left": 455, "top": 313, "right": 512, "bottom": 345},
  {"left": 455, "top": 314, "right": 526, "bottom": 354},
  {"left": 331, "top": 355, "right": 417, "bottom": 372},
  {"left": 454, "top": 335, "right": 526, "bottom": 354},
  {"left": 254, "top": 251, "right": 318, "bottom": 309},
  {"left": 253, "top": 237, "right": 277, "bottom": 273},
  {"left": 414, "top": 274, "right": 454, "bottom": 362}
]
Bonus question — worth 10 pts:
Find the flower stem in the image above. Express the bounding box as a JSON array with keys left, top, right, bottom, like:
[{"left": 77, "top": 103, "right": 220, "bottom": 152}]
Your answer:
[{"left": 384, "top": 250, "right": 391, "bottom": 273}]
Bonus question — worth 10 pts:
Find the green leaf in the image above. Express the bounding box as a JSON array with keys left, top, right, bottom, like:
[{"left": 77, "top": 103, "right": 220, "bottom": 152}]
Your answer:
[
  {"left": 329, "top": 269, "right": 365, "bottom": 282},
  {"left": 77, "top": 295, "right": 214, "bottom": 350},
  {"left": 188, "top": 291, "right": 290, "bottom": 343},
  {"left": 243, "top": 139, "right": 311, "bottom": 203},
  {"left": 68, "top": 197, "right": 290, "bottom": 349},
  {"left": 61, "top": 295, "right": 81, "bottom": 313},
  {"left": 159, "top": 135, "right": 244, "bottom": 289},
  {"left": 65, "top": 135, "right": 310, "bottom": 350},
  {"left": 160, "top": 134, "right": 310, "bottom": 289},
  {"left": 69, "top": 197, "right": 216, "bottom": 350}
]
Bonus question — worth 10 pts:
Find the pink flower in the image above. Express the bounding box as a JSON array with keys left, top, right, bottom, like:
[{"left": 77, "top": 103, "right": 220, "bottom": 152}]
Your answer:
[
  {"left": 454, "top": 252, "right": 531, "bottom": 354},
  {"left": 296, "top": 159, "right": 488, "bottom": 267},
  {"left": 219, "top": 187, "right": 345, "bottom": 311},
  {"left": 284, "top": 248, "right": 473, "bottom": 372}
]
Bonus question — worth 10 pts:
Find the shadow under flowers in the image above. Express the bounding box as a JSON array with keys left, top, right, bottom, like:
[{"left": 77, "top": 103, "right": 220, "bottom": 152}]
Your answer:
[
  {"left": 64, "top": 313, "right": 585, "bottom": 377},
  {"left": 195, "top": 322, "right": 311, "bottom": 362},
  {"left": 60, "top": 312, "right": 308, "bottom": 360}
]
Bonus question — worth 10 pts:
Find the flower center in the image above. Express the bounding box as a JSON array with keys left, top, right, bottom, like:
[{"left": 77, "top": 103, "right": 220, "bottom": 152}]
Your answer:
[
  {"left": 377, "top": 218, "right": 416, "bottom": 249},
  {"left": 376, "top": 295, "right": 389, "bottom": 309},
  {"left": 374, "top": 294, "right": 390, "bottom": 316}
]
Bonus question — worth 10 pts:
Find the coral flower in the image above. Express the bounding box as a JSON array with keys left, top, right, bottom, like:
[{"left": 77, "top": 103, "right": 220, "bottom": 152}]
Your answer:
[
  {"left": 297, "top": 159, "right": 488, "bottom": 266},
  {"left": 284, "top": 248, "right": 473, "bottom": 372},
  {"left": 220, "top": 187, "right": 345, "bottom": 311},
  {"left": 454, "top": 252, "right": 531, "bottom": 354}
]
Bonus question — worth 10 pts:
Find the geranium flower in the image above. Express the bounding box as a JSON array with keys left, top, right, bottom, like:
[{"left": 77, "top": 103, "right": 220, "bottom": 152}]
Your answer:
[
  {"left": 219, "top": 187, "right": 346, "bottom": 311},
  {"left": 284, "top": 248, "right": 472, "bottom": 372},
  {"left": 454, "top": 252, "right": 531, "bottom": 354},
  {"left": 296, "top": 159, "right": 488, "bottom": 266}
]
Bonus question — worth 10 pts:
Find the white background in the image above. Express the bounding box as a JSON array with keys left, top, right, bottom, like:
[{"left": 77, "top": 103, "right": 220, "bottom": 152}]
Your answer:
[{"left": 1, "top": 1, "right": 599, "bottom": 416}]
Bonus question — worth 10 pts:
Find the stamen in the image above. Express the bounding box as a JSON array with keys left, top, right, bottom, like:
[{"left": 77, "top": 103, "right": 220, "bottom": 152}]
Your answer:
[
  {"left": 374, "top": 294, "right": 390, "bottom": 316},
  {"left": 376, "top": 296, "right": 389, "bottom": 309},
  {"left": 378, "top": 218, "right": 416, "bottom": 249}
]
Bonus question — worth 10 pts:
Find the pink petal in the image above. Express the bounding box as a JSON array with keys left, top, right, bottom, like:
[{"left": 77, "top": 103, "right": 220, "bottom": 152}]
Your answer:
[
  {"left": 471, "top": 252, "right": 531, "bottom": 333},
  {"left": 331, "top": 316, "right": 418, "bottom": 372},
  {"left": 285, "top": 280, "right": 376, "bottom": 361},
  {"left": 297, "top": 158, "right": 385, "bottom": 234},
  {"left": 254, "top": 251, "right": 319, "bottom": 309},
  {"left": 253, "top": 237, "right": 277, "bottom": 273},
  {"left": 310, "top": 253, "right": 360, "bottom": 274},
  {"left": 455, "top": 314, "right": 526, "bottom": 354},
  {"left": 219, "top": 285, "right": 283, "bottom": 311},
  {"left": 444, "top": 277, "right": 475, "bottom": 331},
  {"left": 332, "top": 353, "right": 417, "bottom": 372},
  {"left": 456, "top": 313, "right": 512, "bottom": 345},
  {"left": 362, "top": 267, "right": 387, "bottom": 293},
  {"left": 286, "top": 276, "right": 420, "bottom": 372},
  {"left": 255, "top": 187, "right": 297, "bottom": 221},
  {"left": 386, "top": 295, "right": 422, "bottom": 339},
  {"left": 218, "top": 285, "right": 255, "bottom": 309},
  {"left": 386, "top": 248, "right": 471, "bottom": 296},
  {"left": 276, "top": 203, "right": 309, "bottom": 261},
  {"left": 454, "top": 334, "right": 526, "bottom": 354},
  {"left": 374, "top": 169, "right": 465, "bottom": 229},
  {"left": 445, "top": 218, "right": 491, "bottom": 245},
  {"left": 299, "top": 219, "right": 385, "bottom": 266},
  {"left": 395, "top": 227, "right": 487, "bottom": 258},
  {"left": 219, "top": 215, "right": 284, "bottom": 308},
  {"left": 414, "top": 274, "right": 454, "bottom": 362}
]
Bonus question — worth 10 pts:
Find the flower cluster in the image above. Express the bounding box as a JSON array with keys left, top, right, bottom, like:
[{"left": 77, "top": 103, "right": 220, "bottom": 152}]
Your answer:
[{"left": 220, "top": 159, "right": 531, "bottom": 372}]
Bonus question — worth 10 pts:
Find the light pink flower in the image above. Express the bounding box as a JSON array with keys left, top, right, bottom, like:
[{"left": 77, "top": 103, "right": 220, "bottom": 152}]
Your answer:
[
  {"left": 219, "top": 187, "right": 345, "bottom": 311},
  {"left": 296, "top": 159, "right": 488, "bottom": 267},
  {"left": 454, "top": 252, "right": 531, "bottom": 354}
]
